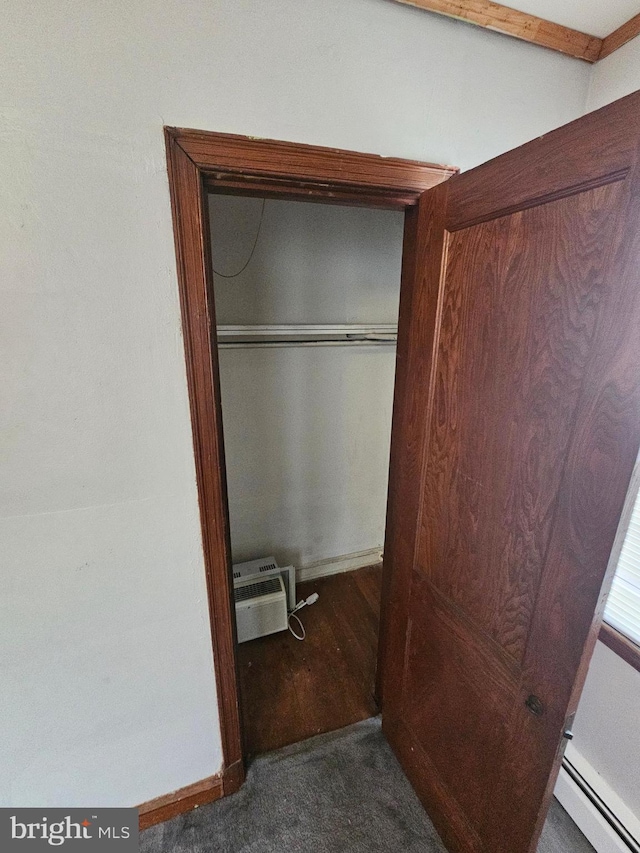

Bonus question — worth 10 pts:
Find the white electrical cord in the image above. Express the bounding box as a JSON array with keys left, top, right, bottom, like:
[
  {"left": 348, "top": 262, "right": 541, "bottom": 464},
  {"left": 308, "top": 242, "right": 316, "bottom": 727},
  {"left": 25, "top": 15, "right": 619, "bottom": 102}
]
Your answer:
[{"left": 288, "top": 592, "right": 319, "bottom": 640}]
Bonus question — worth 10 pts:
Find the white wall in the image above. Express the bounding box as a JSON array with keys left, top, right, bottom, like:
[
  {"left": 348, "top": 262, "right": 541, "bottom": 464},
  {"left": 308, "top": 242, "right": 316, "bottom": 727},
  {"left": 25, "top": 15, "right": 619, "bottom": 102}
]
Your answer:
[
  {"left": 555, "top": 41, "right": 640, "bottom": 839},
  {"left": 1, "top": 0, "right": 591, "bottom": 808},
  {"left": 587, "top": 36, "right": 640, "bottom": 110},
  {"left": 572, "top": 643, "right": 640, "bottom": 816},
  {"left": 210, "top": 197, "right": 403, "bottom": 326},
  {"left": 210, "top": 196, "right": 403, "bottom": 568}
]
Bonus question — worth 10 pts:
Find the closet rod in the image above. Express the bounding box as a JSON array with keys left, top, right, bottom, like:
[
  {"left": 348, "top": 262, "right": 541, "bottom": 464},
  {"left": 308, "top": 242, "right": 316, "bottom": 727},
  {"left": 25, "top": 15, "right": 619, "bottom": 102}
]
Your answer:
[
  {"left": 218, "top": 339, "right": 397, "bottom": 349},
  {"left": 216, "top": 323, "right": 398, "bottom": 348}
]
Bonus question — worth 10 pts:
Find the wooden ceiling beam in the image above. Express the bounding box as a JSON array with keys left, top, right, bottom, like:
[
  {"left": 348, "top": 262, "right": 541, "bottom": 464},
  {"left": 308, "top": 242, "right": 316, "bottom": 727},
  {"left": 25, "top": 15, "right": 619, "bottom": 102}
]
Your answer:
[
  {"left": 391, "top": 0, "right": 640, "bottom": 63},
  {"left": 599, "top": 12, "right": 640, "bottom": 60},
  {"left": 388, "top": 0, "right": 603, "bottom": 62}
]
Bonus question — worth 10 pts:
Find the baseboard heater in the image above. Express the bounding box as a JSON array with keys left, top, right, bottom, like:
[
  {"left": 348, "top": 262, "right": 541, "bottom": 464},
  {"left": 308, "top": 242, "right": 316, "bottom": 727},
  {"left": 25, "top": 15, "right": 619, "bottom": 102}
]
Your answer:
[{"left": 562, "top": 757, "right": 640, "bottom": 853}]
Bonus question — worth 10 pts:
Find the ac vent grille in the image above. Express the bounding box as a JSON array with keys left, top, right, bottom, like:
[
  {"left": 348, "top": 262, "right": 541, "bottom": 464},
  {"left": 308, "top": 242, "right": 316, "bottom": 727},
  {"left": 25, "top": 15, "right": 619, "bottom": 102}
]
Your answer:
[
  {"left": 259, "top": 562, "right": 277, "bottom": 573},
  {"left": 234, "top": 577, "right": 282, "bottom": 603},
  {"left": 233, "top": 571, "right": 241, "bottom": 579}
]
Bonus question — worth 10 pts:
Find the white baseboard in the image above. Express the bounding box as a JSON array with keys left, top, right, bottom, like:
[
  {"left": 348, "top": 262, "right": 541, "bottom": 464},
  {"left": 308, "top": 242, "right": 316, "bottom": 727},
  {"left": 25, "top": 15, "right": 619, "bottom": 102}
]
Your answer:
[
  {"left": 296, "top": 547, "right": 383, "bottom": 583},
  {"left": 554, "top": 746, "right": 640, "bottom": 853}
]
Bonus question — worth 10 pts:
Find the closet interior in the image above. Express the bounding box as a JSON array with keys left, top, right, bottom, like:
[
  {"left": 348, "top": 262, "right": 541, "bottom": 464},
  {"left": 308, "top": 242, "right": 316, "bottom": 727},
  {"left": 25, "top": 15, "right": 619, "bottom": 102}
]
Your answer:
[{"left": 209, "top": 192, "right": 405, "bottom": 757}]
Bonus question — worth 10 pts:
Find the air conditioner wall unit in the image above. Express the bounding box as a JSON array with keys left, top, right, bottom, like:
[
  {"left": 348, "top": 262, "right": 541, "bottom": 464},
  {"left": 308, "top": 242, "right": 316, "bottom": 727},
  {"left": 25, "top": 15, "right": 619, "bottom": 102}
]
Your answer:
[
  {"left": 232, "top": 556, "right": 296, "bottom": 610},
  {"left": 234, "top": 574, "right": 288, "bottom": 644}
]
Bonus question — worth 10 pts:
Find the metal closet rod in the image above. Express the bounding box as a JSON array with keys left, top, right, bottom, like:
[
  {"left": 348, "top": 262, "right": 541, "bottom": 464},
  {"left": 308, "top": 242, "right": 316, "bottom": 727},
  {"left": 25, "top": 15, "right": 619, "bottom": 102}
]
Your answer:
[{"left": 216, "top": 324, "right": 398, "bottom": 348}]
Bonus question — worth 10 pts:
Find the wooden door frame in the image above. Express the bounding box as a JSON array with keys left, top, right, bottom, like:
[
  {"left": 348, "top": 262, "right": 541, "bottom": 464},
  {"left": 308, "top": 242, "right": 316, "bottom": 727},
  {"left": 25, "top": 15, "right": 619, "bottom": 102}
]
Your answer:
[{"left": 164, "top": 126, "right": 458, "bottom": 793}]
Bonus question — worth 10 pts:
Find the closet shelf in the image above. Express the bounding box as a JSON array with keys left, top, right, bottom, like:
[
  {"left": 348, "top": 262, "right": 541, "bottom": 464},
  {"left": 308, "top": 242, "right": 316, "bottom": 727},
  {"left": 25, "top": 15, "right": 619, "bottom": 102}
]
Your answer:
[{"left": 216, "top": 324, "right": 398, "bottom": 348}]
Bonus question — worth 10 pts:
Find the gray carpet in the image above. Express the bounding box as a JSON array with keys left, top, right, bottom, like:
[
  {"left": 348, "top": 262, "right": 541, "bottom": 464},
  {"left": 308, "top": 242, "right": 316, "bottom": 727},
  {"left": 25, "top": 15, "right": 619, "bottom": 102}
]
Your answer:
[{"left": 141, "top": 718, "right": 595, "bottom": 853}]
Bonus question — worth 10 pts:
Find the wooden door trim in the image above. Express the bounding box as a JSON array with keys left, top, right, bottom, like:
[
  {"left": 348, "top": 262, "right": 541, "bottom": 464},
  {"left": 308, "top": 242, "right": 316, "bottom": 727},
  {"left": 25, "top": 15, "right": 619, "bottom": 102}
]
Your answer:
[
  {"left": 164, "top": 126, "right": 456, "bottom": 809},
  {"left": 171, "top": 128, "right": 457, "bottom": 205},
  {"left": 377, "top": 180, "right": 451, "bottom": 708}
]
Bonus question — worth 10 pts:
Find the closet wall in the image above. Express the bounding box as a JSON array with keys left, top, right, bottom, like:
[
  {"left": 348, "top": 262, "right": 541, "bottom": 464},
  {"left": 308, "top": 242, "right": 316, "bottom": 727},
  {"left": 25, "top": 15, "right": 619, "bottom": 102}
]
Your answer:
[{"left": 209, "top": 195, "right": 404, "bottom": 569}]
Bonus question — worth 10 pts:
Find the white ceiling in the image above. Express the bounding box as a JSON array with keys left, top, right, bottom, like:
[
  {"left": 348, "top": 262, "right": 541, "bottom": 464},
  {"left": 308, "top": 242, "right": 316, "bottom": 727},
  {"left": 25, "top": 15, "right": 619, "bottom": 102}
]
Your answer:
[{"left": 506, "top": 0, "right": 640, "bottom": 37}]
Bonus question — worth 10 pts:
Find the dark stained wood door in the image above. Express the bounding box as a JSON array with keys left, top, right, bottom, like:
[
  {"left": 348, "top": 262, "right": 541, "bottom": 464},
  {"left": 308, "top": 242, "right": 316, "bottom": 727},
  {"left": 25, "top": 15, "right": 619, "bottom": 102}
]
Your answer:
[{"left": 379, "top": 91, "right": 640, "bottom": 853}]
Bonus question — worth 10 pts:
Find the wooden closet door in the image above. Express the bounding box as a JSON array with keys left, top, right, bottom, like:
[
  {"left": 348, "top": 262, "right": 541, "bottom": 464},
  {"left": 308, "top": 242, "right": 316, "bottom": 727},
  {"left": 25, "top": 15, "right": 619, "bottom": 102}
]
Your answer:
[{"left": 380, "top": 90, "right": 640, "bottom": 853}]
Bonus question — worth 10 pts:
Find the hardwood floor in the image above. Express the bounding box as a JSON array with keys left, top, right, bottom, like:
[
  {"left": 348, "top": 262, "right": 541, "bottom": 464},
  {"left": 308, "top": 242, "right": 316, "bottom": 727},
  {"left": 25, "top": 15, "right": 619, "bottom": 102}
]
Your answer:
[{"left": 237, "top": 564, "right": 382, "bottom": 757}]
